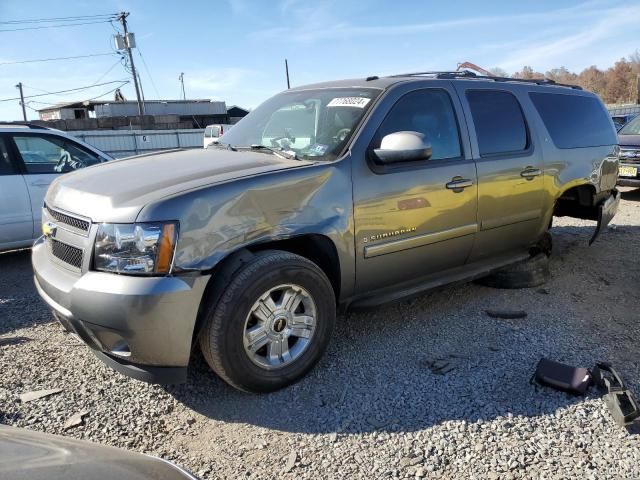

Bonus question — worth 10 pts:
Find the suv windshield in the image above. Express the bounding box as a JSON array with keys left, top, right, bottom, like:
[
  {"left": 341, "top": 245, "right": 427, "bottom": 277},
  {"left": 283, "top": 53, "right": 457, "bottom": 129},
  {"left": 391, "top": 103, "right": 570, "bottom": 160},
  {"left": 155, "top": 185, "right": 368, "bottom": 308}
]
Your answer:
[
  {"left": 219, "top": 88, "right": 381, "bottom": 160},
  {"left": 619, "top": 115, "right": 640, "bottom": 135}
]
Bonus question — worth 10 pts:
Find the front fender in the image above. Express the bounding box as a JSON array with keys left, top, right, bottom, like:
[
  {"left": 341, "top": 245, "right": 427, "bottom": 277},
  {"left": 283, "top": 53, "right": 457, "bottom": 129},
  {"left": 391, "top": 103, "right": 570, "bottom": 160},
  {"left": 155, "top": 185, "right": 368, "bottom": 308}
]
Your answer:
[{"left": 138, "top": 159, "right": 356, "bottom": 297}]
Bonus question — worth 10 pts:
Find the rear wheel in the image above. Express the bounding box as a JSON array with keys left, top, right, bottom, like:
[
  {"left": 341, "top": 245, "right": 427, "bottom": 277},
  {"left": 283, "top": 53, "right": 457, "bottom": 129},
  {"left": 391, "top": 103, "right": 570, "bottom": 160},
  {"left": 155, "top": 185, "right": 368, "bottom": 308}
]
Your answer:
[
  {"left": 199, "top": 250, "right": 336, "bottom": 393},
  {"left": 477, "top": 232, "right": 553, "bottom": 289},
  {"left": 476, "top": 253, "right": 550, "bottom": 289}
]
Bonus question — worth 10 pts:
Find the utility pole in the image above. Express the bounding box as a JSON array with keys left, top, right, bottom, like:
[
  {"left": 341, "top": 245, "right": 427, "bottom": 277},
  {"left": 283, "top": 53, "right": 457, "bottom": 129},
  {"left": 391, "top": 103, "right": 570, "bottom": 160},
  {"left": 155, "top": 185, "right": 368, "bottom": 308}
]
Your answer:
[
  {"left": 285, "top": 59, "right": 290, "bottom": 89},
  {"left": 179, "top": 72, "right": 186, "bottom": 100},
  {"left": 15, "top": 82, "right": 27, "bottom": 121},
  {"left": 117, "top": 12, "right": 144, "bottom": 117}
]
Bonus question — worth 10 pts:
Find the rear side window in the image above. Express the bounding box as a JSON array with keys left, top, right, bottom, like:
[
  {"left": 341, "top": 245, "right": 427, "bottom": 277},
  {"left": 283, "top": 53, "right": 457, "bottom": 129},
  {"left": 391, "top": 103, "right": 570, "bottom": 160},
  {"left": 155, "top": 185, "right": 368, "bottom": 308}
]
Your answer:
[
  {"left": 0, "top": 137, "right": 16, "bottom": 175},
  {"left": 466, "top": 90, "right": 528, "bottom": 156},
  {"left": 529, "top": 92, "right": 617, "bottom": 148}
]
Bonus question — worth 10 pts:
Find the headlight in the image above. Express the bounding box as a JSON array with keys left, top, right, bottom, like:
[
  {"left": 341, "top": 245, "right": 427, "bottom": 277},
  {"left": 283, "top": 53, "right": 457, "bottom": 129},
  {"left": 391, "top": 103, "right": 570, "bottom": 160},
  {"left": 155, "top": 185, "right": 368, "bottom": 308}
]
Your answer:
[{"left": 94, "top": 222, "right": 178, "bottom": 275}]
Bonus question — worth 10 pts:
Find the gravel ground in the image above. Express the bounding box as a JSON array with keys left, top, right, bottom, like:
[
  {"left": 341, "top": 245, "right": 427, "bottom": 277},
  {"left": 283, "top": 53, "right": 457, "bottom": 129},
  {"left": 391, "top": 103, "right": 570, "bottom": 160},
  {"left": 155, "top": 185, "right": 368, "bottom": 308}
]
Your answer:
[{"left": 1, "top": 188, "right": 639, "bottom": 479}]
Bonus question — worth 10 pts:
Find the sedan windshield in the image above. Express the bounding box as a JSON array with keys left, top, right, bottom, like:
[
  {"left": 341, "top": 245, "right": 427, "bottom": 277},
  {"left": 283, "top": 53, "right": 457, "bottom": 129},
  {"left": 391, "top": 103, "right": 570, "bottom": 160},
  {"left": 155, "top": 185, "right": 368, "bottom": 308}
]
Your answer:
[
  {"left": 619, "top": 115, "right": 640, "bottom": 135},
  {"left": 219, "top": 88, "right": 381, "bottom": 160}
]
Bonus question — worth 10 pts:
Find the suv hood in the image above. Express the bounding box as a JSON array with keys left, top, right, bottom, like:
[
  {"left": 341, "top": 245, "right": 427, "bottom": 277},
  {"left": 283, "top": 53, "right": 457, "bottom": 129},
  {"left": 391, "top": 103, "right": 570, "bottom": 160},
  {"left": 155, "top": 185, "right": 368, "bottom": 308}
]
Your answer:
[{"left": 46, "top": 148, "right": 310, "bottom": 222}]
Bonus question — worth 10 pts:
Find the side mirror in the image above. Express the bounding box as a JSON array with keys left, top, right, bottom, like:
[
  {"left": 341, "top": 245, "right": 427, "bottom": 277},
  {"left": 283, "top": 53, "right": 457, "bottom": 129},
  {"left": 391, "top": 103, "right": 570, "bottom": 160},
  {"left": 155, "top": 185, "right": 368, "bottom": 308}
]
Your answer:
[{"left": 372, "top": 131, "right": 432, "bottom": 164}]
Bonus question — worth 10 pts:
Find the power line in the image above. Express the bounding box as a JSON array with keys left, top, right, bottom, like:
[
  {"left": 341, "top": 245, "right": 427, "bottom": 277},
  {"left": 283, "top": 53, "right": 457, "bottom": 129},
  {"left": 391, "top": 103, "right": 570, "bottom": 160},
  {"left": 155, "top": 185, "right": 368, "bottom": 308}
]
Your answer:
[
  {"left": 0, "top": 80, "right": 130, "bottom": 103},
  {"left": 0, "top": 20, "right": 113, "bottom": 33},
  {"left": 0, "top": 52, "right": 116, "bottom": 66},
  {"left": 91, "top": 58, "right": 126, "bottom": 85},
  {"left": 0, "top": 14, "right": 117, "bottom": 25},
  {"left": 27, "top": 84, "right": 130, "bottom": 113},
  {"left": 137, "top": 48, "right": 160, "bottom": 99}
]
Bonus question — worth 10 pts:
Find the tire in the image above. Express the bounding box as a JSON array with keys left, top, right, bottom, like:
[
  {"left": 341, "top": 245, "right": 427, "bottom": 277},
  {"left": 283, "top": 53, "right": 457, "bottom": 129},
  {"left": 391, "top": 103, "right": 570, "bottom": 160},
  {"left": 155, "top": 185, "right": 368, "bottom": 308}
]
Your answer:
[
  {"left": 477, "top": 253, "right": 550, "bottom": 289},
  {"left": 199, "top": 250, "right": 336, "bottom": 393}
]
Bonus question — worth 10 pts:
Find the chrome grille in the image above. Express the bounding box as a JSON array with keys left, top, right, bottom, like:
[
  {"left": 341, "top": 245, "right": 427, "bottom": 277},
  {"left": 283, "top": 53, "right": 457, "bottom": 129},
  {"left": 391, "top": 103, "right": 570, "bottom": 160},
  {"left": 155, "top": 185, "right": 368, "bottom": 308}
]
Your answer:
[
  {"left": 620, "top": 148, "right": 640, "bottom": 166},
  {"left": 48, "top": 238, "right": 83, "bottom": 269},
  {"left": 45, "top": 204, "right": 90, "bottom": 233}
]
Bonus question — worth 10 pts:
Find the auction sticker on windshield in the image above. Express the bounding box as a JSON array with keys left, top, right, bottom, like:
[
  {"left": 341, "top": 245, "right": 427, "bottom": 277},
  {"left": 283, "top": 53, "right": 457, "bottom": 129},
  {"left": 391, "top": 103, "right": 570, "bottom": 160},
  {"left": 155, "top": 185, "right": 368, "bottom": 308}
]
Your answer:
[{"left": 327, "top": 97, "right": 371, "bottom": 108}]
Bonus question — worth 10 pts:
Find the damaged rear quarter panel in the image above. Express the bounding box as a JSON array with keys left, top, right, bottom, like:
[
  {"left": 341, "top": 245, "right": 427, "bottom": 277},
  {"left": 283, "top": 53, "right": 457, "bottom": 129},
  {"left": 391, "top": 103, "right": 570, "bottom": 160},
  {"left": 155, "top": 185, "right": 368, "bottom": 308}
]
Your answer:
[
  {"left": 136, "top": 159, "right": 355, "bottom": 299},
  {"left": 545, "top": 145, "right": 619, "bottom": 197}
]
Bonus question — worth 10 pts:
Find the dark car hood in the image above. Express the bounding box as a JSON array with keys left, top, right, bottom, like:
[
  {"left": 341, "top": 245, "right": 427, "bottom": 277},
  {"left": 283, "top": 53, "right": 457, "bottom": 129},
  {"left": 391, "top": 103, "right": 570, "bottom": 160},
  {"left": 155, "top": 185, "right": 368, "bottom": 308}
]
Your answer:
[
  {"left": 45, "top": 148, "right": 312, "bottom": 223},
  {"left": 0, "top": 426, "right": 195, "bottom": 480},
  {"left": 618, "top": 134, "right": 640, "bottom": 147}
]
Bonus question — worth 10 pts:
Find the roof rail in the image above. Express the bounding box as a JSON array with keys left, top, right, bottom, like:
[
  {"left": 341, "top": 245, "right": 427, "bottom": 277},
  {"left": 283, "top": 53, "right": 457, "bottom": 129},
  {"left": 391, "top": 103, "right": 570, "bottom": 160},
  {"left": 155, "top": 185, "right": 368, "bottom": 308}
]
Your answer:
[
  {"left": 389, "top": 70, "right": 582, "bottom": 90},
  {"left": 389, "top": 70, "right": 477, "bottom": 79},
  {"left": 0, "top": 122, "right": 50, "bottom": 130}
]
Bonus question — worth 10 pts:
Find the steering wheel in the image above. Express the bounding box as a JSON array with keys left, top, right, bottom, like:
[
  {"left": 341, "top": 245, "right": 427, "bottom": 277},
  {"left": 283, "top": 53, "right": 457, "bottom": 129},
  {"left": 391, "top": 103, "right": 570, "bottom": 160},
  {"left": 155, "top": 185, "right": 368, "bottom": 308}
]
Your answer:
[
  {"left": 333, "top": 128, "right": 352, "bottom": 142},
  {"left": 54, "top": 151, "right": 71, "bottom": 173}
]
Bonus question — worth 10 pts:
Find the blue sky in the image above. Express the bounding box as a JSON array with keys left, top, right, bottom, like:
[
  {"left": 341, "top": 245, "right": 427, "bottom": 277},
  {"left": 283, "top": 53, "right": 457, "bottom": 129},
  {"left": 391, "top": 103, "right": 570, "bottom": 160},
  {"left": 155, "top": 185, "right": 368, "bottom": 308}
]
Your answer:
[{"left": 0, "top": 0, "right": 638, "bottom": 121}]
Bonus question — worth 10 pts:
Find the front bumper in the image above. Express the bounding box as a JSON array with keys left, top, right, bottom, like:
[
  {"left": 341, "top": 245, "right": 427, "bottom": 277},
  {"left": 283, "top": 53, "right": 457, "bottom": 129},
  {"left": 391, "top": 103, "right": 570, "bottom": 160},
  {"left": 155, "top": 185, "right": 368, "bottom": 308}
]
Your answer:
[{"left": 32, "top": 239, "right": 210, "bottom": 384}]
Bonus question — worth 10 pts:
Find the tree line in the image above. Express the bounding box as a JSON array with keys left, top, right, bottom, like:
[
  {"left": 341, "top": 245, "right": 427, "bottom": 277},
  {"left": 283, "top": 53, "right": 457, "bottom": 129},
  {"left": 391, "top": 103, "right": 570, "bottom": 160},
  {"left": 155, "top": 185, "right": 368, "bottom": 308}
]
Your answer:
[{"left": 490, "top": 51, "right": 640, "bottom": 105}]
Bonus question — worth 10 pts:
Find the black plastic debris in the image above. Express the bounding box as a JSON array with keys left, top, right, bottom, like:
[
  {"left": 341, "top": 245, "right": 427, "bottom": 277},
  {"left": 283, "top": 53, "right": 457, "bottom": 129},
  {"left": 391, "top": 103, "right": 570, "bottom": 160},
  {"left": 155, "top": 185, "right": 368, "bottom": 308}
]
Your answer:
[
  {"left": 485, "top": 309, "right": 527, "bottom": 319},
  {"left": 532, "top": 359, "right": 640, "bottom": 427},
  {"left": 533, "top": 358, "right": 592, "bottom": 395},
  {"left": 592, "top": 363, "right": 640, "bottom": 427}
]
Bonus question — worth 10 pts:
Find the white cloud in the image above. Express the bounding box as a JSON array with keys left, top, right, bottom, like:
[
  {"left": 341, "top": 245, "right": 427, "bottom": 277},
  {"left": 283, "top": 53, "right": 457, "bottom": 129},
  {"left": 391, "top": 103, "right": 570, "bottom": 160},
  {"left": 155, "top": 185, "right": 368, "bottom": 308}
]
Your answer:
[
  {"left": 497, "top": 4, "right": 640, "bottom": 71},
  {"left": 250, "top": 1, "right": 612, "bottom": 43}
]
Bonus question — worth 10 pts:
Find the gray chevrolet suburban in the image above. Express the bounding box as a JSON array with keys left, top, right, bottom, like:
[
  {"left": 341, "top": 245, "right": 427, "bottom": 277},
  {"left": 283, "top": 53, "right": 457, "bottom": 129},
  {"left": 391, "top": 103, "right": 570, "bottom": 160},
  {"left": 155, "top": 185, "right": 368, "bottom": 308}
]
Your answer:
[{"left": 32, "top": 71, "right": 620, "bottom": 393}]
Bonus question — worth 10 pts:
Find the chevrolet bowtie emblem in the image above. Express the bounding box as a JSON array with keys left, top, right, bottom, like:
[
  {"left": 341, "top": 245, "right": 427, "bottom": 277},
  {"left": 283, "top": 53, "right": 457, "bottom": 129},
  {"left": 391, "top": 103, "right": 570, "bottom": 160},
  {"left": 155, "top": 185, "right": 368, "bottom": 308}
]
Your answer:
[{"left": 42, "top": 221, "right": 57, "bottom": 237}]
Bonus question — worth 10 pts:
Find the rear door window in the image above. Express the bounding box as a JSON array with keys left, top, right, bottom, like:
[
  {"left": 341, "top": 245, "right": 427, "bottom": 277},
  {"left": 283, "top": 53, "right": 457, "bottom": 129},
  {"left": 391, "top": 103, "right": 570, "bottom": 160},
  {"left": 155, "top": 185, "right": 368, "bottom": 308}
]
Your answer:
[
  {"left": 530, "top": 92, "right": 617, "bottom": 148},
  {"left": 466, "top": 90, "right": 528, "bottom": 156}
]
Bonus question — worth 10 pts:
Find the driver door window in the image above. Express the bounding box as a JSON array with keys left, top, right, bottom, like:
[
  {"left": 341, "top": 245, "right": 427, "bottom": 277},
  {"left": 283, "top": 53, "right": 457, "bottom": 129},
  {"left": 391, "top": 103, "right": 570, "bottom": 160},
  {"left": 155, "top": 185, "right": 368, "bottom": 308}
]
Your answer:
[
  {"left": 375, "top": 89, "right": 462, "bottom": 162},
  {"left": 13, "top": 134, "right": 100, "bottom": 174}
]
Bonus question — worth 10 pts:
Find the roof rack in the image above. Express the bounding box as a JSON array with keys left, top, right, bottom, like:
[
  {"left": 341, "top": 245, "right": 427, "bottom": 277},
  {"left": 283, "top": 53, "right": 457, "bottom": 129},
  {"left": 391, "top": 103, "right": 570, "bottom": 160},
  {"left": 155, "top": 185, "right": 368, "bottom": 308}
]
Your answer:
[
  {"left": 388, "top": 70, "right": 582, "bottom": 90},
  {"left": 0, "top": 122, "right": 50, "bottom": 130}
]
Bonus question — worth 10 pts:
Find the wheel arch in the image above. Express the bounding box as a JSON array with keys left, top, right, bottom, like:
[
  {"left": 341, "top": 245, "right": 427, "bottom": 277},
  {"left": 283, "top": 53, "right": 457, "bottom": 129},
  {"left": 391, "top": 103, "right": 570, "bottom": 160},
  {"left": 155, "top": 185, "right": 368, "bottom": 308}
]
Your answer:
[
  {"left": 553, "top": 182, "right": 599, "bottom": 220},
  {"left": 191, "top": 233, "right": 342, "bottom": 344}
]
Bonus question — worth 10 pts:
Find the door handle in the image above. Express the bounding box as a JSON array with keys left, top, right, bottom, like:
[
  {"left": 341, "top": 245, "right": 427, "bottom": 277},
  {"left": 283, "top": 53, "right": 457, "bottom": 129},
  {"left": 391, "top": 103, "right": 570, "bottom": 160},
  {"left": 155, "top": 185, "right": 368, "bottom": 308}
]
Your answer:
[
  {"left": 446, "top": 177, "right": 473, "bottom": 192},
  {"left": 30, "top": 180, "right": 50, "bottom": 187},
  {"left": 520, "top": 166, "right": 541, "bottom": 180}
]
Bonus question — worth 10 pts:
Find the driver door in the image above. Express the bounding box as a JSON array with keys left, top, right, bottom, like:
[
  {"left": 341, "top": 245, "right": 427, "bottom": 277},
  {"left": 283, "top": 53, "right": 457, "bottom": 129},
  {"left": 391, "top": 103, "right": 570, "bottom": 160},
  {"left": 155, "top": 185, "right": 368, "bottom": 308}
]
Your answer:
[{"left": 10, "top": 133, "right": 101, "bottom": 238}]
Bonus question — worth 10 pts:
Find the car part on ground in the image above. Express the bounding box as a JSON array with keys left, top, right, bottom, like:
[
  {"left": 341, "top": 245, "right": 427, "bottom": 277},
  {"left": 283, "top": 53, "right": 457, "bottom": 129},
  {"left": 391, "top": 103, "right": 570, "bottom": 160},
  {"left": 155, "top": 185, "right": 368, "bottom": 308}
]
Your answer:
[
  {"left": 592, "top": 363, "right": 640, "bottom": 427},
  {"left": 476, "top": 253, "right": 551, "bottom": 289},
  {"left": 532, "top": 359, "right": 640, "bottom": 428},
  {"left": 0, "top": 426, "right": 197, "bottom": 480},
  {"left": 533, "top": 358, "right": 593, "bottom": 395},
  {"left": 485, "top": 309, "right": 528, "bottom": 320}
]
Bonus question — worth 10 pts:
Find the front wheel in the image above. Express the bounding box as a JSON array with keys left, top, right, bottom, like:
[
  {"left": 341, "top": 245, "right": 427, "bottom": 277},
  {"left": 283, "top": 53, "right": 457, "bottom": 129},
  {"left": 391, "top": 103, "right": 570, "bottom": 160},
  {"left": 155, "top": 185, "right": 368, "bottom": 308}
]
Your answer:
[{"left": 199, "top": 251, "right": 336, "bottom": 393}]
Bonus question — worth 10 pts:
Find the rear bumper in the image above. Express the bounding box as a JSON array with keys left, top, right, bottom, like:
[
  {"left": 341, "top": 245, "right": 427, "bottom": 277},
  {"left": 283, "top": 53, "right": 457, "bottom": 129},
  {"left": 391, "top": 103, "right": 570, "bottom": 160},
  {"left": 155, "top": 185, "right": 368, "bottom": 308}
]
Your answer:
[
  {"left": 32, "top": 239, "right": 210, "bottom": 384},
  {"left": 590, "top": 188, "right": 620, "bottom": 245}
]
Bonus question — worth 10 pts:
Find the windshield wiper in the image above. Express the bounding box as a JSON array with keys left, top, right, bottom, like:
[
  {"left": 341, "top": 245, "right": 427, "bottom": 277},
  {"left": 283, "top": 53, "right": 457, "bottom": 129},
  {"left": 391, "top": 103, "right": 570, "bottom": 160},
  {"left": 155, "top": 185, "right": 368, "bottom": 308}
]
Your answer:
[{"left": 248, "top": 144, "right": 298, "bottom": 160}]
